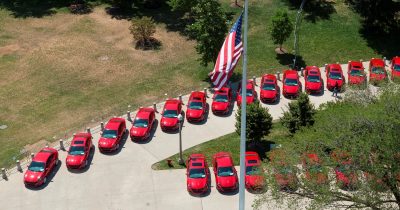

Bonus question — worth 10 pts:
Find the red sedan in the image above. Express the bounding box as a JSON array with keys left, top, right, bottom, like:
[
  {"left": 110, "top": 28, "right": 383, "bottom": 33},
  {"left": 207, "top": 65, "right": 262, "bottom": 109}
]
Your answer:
[
  {"left": 347, "top": 61, "right": 366, "bottom": 85},
  {"left": 186, "top": 154, "right": 210, "bottom": 195},
  {"left": 98, "top": 118, "right": 126, "bottom": 153},
  {"left": 260, "top": 74, "right": 279, "bottom": 103},
  {"left": 302, "top": 153, "right": 328, "bottom": 185},
  {"left": 237, "top": 80, "right": 257, "bottom": 106},
  {"left": 282, "top": 70, "right": 301, "bottom": 98},
  {"left": 211, "top": 87, "right": 232, "bottom": 115},
  {"left": 369, "top": 58, "right": 387, "bottom": 84},
  {"left": 130, "top": 107, "right": 155, "bottom": 141},
  {"left": 66, "top": 133, "right": 93, "bottom": 170},
  {"left": 331, "top": 151, "right": 358, "bottom": 190},
  {"left": 390, "top": 56, "right": 400, "bottom": 81},
  {"left": 325, "top": 64, "right": 344, "bottom": 91},
  {"left": 269, "top": 150, "right": 298, "bottom": 191},
  {"left": 160, "top": 99, "right": 182, "bottom": 131},
  {"left": 245, "top": 152, "right": 264, "bottom": 191},
  {"left": 213, "top": 152, "right": 238, "bottom": 192},
  {"left": 24, "top": 147, "right": 59, "bottom": 187},
  {"left": 304, "top": 66, "right": 322, "bottom": 94},
  {"left": 186, "top": 91, "right": 207, "bottom": 123}
]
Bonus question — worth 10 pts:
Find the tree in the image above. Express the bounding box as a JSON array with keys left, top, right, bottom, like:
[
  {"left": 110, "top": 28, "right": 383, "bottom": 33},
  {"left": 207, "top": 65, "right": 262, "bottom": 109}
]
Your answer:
[
  {"left": 186, "top": 0, "right": 228, "bottom": 66},
  {"left": 255, "top": 85, "right": 400, "bottom": 210},
  {"left": 280, "top": 93, "right": 316, "bottom": 134},
  {"left": 270, "top": 9, "right": 293, "bottom": 52},
  {"left": 235, "top": 102, "right": 273, "bottom": 142},
  {"left": 129, "top": 17, "right": 159, "bottom": 50}
]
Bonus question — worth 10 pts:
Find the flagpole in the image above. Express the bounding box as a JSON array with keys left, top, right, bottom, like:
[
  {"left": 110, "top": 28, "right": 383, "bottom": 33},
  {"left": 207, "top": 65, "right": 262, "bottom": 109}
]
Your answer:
[{"left": 239, "top": 0, "right": 248, "bottom": 209}]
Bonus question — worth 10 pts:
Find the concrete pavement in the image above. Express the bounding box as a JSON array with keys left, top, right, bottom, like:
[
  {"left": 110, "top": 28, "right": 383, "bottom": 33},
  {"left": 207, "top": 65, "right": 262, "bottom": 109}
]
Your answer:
[{"left": 0, "top": 61, "right": 388, "bottom": 210}]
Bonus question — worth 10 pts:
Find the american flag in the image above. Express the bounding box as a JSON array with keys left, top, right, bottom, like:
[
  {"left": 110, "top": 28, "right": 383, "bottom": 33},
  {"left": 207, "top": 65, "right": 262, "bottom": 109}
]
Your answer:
[{"left": 210, "top": 13, "right": 243, "bottom": 89}]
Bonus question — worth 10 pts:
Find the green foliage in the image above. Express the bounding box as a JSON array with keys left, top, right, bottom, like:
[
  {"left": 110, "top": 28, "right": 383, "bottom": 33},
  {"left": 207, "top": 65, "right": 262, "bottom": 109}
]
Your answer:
[
  {"left": 167, "top": 0, "right": 198, "bottom": 11},
  {"left": 235, "top": 102, "right": 273, "bottom": 142},
  {"left": 270, "top": 9, "right": 293, "bottom": 50},
  {"left": 280, "top": 93, "right": 316, "bottom": 134},
  {"left": 129, "top": 16, "right": 158, "bottom": 49},
  {"left": 186, "top": 0, "right": 228, "bottom": 66},
  {"left": 257, "top": 85, "right": 400, "bottom": 210}
]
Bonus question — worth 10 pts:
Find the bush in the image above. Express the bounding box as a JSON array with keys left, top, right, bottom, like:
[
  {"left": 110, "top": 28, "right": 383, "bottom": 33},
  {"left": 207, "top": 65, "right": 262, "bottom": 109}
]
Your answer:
[
  {"left": 280, "top": 93, "right": 316, "bottom": 133},
  {"left": 129, "top": 17, "right": 160, "bottom": 50},
  {"left": 69, "top": 1, "right": 92, "bottom": 14},
  {"left": 235, "top": 102, "right": 273, "bottom": 142}
]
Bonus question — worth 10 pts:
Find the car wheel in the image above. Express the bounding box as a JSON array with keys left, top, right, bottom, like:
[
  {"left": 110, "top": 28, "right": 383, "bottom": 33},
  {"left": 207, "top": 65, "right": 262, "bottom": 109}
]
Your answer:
[
  {"left": 43, "top": 177, "right": 47, "bottom": 184},
  {"left": 85, "top": 160, "right": 88, "bottom": 167},
  {"left": 55, "top": 159, "right": 59, "bottom": 166},
  {"left": 116, "top": 143, "right": 120, "bottom": 149}
]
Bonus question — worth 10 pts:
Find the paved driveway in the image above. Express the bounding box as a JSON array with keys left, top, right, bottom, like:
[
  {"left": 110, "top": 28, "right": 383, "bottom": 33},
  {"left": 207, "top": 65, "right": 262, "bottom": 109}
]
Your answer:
[{"left": 0, "top": 62, "right": 384, "bottom": 210}]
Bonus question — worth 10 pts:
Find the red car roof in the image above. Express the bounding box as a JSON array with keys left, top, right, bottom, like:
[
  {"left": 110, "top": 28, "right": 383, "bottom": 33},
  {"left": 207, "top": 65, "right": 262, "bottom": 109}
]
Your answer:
[
  {"left": 33, "top": 149, "right": 54, "bottom": 162},
  {"left": 393, "top": 56, "right": 400, "bottom": 65},
  {"left": 189, "top": 154, "right": 206, "bottom": 169},
  {"left": 105, "top": 118, "right": 125, "bottom": 130},
  {"left": 305, "top": 153, "right": 320, "bottom": 164},
  {"left": 349, "top": 61, "right": 363, "bottom": 69},
  {"left": 189, "top": 91, "right": 205, "bottom": 101},
  {"left": 71, "top": 133, "right": 90, "bottom": 146},
  {"left": 283, "top": 70, "right": 298, "bottom": 79},
  {"left": 245, "top": 151, "right": 260, "bottom": 166},
  {"left": 262, "top": 74, "right": 277, "bottom": 82},
  {"left": 136, "top": 107, "right": 154, "bottom": 119},
  {"left": 370, "top": 58, "right": 384, "bottom": 67},
  {"left": 214, "top": 152, "right": 233, "bottom": 167},
  {"left": 165, "top": 99, "right": 180, "bottom": 110},
  {"left": 328, "top": 64, "right": 342, "bottom": 70}
]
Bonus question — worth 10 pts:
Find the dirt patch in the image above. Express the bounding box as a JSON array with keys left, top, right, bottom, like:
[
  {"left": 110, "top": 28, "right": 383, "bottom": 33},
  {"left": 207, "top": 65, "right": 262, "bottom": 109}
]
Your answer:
[
  {"left": 0, "top": 44, "right": 20, "bottom": 56},
  {"left": 23, "top": 140, "right": 51, "bottom": 155}
]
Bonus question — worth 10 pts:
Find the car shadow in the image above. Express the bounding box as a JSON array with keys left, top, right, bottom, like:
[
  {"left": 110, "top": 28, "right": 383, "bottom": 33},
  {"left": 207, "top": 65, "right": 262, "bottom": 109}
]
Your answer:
[
  {"left": 134, "top": 119, "right": 159, "bottom": 144},
  {"left": 218, "top": 187, "right": 239, "bottom": 196},
  {"left": 67, "top": 146, "right": 96, "bottom": 174},
  {"left": 26, "top": 160, "right": 62, "bottom": 191},
  {"left": 101, "top": 130, "right": 129, "bottom": 156}
]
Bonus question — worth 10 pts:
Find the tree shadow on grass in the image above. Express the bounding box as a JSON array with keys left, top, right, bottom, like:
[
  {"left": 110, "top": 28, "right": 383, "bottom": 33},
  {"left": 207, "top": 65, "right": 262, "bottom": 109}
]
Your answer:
[
  {"left": 360, "top": 27, "right": 400, "bottom": 59},
  {"left": 276, "top": 53, "right": 306, "bottom": 70},
  {"left": 246, "top": 140, "right": 276, "bottom": 161},
  {"left": 0, "top": 0, "right": 69, "bottom": 18},
  {"left": 284, "top": 0, "right": 336, "bottom": 23}
]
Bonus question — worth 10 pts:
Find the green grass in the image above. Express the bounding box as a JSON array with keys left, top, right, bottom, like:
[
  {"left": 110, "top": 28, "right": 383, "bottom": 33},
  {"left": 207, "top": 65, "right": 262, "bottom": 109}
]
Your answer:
[
  {"left": 152, "top": 122, "right": 290, "bottom": 170},
  {"left": 0, "top": 0, "right": 387, "bottom": 169}
]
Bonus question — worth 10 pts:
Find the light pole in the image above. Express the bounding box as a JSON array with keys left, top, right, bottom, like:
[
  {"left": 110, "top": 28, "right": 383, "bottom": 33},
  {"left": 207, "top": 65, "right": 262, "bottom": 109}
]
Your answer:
[{"left": 178, "top": 114, "right": 184, "bottom": 165}]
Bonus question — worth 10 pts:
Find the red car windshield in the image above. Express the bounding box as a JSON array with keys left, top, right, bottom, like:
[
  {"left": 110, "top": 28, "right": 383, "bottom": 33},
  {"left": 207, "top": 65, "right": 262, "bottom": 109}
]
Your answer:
[
  {"left": 28, "top": 161, "right": 45, "bottom": 172},
  {"left": 163, "top": 110, "right": 178, "bottom": 118},
  {"left": 102, "top": 129, "right": 117, "bottom": 138},
  {"left": 372, "top": 67, "right": 385, "bottom": 74},
  {"left": 284, "top": 78, "right": 298, "bottom": 86},
  {"left": 262, "top": 83, "right": 275, "bottom": 91},
  {"left": 133, "top": 118, "right": 148, "bottom": 128},
  {"left": 329, "top": 72, "right": 342, "bottom": 80},
  {"left": 307, "top": 75, "right": 320, "bottom": 82},
  {"left": 218, "top": 166, "right": 234, "bottom": 177},
  {"left": 246, "top": 165, "right": 261, "bottom": 175},
  {"left": 393, "top": 64, "right": 400, "bottom": 72},
  {"left": 214, "top": 94, "right": 228, "bottom": 102},
  {"left": 240, "top": 88, "right": 253, "bottom": 96},
  {"left": 189, "top": 168, "right": 206, "bottom": 178},
  {"left": 69, "top": 146, "right": 85, "bottom": 155},
  {"left": 189, "top": 101, "right": 203, "bottom": 110},
  {"left": 350, "top": 69, "right": 363, "bottom": 76}
]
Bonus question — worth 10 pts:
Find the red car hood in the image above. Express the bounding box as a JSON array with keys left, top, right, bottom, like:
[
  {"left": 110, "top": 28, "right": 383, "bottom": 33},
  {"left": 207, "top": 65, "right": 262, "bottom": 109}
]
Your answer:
[
  {"left": 98, "top": 137, "right": 117, "bottom": 148},
  {"left": 238, "top": 96, "right": 254, "bottom": 104},
  {"left": 261, "top": 90, "right": 276, "bottom": 99},
  {"left": 245, "top": 175, "right": 264, "bottom": 187},
  {"left": 130, "top": 127, "right": 148, "bottom": 137},
  {"left": 284, "top": 85, "right": 299, "bottom": 94},
  {"left": 370, "top": 73, "right": 386, "bottom": 81},
  {"left": 66, "top": 155, "right": 85, "bottom": 166},
  {"left": 212, "top": 101, "right": 228, "bottom": 111},
  {"left": 349, "top": 75, "right": 364, "bottom": 84},
  {"left": 327, "top": 79, "right": 343, "bottom": 87},
  {"left": 217, "top": 175, "right": 237, "bottom": 188},
  {"left": 161, "top": 117, "right": 178, "bottom": 127},
  {"left": 187, "top": 109, "right": 203, "bottom": 119},
  {"left": 306, "top": 81, "right": 321, "bottom": 90},
  {"left": 188, "top": 177, "right": 207, "bottom": 190},
  {"left": 24, "top": 170, "right": 44, "bottom": 183}
]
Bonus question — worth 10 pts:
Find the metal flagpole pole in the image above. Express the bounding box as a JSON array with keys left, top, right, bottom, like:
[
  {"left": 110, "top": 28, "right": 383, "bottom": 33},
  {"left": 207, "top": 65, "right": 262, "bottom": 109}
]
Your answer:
[
  {"left": 239, "top": 0, "right": 248, "bottom": 209},
  {"left": 292, "top": 0, "right": 306, "bottom": 69}
]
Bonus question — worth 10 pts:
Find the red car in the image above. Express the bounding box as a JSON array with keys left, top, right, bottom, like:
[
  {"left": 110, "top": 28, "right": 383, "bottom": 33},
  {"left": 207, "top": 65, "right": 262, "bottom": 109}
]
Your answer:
[
  {"left": 369, "top": 58, "right": 387, "bottom": 83},
  {"left": 331, "top": 151, "right": 358, "bottom": 190},
  {"left": 347, "top": 61, "right": 366, "bottom": 85},
  {"left": 260, "top": 74, "right": 279, "bottom": 103},
  {"left": 211, "top": 87, "right": 232, "bottom": 115},
  {"left": 304, "top": 66, "right": 322, "bottom": 94},
  {"left": 325, "top": 64, "right": 345, "bottom": 91},
  {"left": 282, "top": 70, "right": 301, "bottom": 98},
  {"left": 213, "top": 152, "right": 239, "bottom": 192},
  {"left": 390, "top": 56, "right": 400, "bottom": 81},
  {"left": 269, "top": 150, "right": 298, "bottom": 191},
  {"left": 160, "top": 99, "right": 182, "bottom": 131},
  {"left": 237, "top": 80, "right": 257, "bottom": 106},
  {"left": 130, "top": 107, "right": 155, "bottom": 141},
  {"left": 98, "top": 117, "right": 126, "bottom": 153},
  {"left": 186, "top": 154, "right": 210, "bottom": 195},
  {"left": 245, "top": 152, "right": 264, "bottom": 191},
  {"left": 302, "top": 153, "right": 328, "bottom": 184},
  {"left": 66, "top": 133, "right": 93, "bottom": 170},
  {"left": 186, "top": 91, "right": 207, "bottom": 123},
  {"left": 24, "top": 147, "right": 59, "bottom": 187}
]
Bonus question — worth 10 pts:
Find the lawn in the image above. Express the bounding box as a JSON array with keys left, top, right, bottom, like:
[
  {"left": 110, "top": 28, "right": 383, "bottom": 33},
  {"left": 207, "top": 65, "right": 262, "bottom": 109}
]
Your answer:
[
  {"left": 0, "top": 0, "right": 386, "bottom": 168},
  {"left": 152, "top": 122, "right": 290, "bottom": 170}
]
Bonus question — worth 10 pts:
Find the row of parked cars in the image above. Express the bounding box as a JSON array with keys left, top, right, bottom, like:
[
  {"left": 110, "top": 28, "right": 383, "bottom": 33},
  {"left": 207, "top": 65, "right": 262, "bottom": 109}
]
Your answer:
[{"left": 23, "top": 57, "right": 400, "bottom": 187}]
